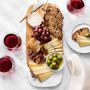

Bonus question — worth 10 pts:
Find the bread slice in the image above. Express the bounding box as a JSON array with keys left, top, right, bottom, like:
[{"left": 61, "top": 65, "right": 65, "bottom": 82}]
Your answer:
[
  {"left": 72, "top": 27, "right": 89, "bottom": 41},
  {"left": 44, "top": 5, "right": 63, "bottom": 39},
  {"left": 37, "top": 72, "right": 53, "bottom": 82}
]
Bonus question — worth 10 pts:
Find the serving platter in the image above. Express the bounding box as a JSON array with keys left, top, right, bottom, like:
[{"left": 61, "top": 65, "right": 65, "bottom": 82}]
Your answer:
[
  {"left": 64, "top": 18, "right": 90, "bottom": 53},
  {"left": 25, "top": 0, "right": 70, "bottom": 88}
]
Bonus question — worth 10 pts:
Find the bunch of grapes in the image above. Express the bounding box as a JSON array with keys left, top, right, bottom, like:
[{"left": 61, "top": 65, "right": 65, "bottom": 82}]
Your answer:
[{"left": 33, "top": 26, "right": 51, "bottom": 43}]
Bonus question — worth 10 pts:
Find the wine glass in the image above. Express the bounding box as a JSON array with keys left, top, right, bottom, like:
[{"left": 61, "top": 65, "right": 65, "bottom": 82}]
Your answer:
[
  {"left": 67, "top": 0, "right": 90, "bottom": 17},
  {"left": 67, "top": 0, "right": 84, "bottom": 12},
  {"left": 0, "top": 56, "right": 15, "bottom": 76},
  {"left": 4, "top": 34, "right": 22, "bottom": 50}
]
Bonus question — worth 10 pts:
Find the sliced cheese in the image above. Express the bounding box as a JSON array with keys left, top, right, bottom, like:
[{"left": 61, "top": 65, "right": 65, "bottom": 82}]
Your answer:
[
  {"left": 29, "top": 63, "right": 46, "bottom": 67},
  {"left": 33, "top": 69, "right": 51, "bottom": 75},
  {"left": 53, "top": 44, "right": 62, "bottom": 47},
  {"left": 44, "top": 45, "right": 53, "bottom": 49},
  {"left": 55, "top": 49, "right": 63, "bottom": 52},
  {"left": 48, "top": 49, "right": 63, "bottom": 53},
  {"left": 77, "top": 34, "right": 90, "bottom": 46},
  {"left": 79, "top": 40, "right": 90, "bottom": 46},
  {"left": 31, "top": 65, "right": 48, "bottom": 71},
  {"left": 49, "top": 51, "right": 64, "bottom": 55},
  {"left": 37, "top": 72, "right": 53, "bottom": 82},
  {"left": 58, "top": 52, "right": 64, "bottom": 55}
]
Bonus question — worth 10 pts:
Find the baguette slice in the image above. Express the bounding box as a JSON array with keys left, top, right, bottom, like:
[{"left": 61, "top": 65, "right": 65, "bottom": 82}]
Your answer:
[{"left": 37, "top": 72, "right": 53, "bottom": 82}]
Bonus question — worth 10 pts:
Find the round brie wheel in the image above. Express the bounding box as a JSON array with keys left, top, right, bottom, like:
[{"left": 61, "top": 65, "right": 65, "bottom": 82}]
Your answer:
[{"left": 27, "top": 12, "right": 43, "bottom": 27}]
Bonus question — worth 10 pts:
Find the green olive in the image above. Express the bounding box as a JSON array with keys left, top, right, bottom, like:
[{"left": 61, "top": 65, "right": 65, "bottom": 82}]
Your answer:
[
  {"left": 53, "top": 59, "right": 58, "bottom": 62},
  {"left": 50, "top": 64, "right": 54, "bottom": 69},
  {"left": 52, "top": 62, "right": 56, "bottom": 66},
  {"left": 47, "top": 59, "right": 51, "bottom": 66},
  {"left": 48, "top": 56, "right": 53, "bottom": 60},
  {"left": 53, "top": 57, "right": 58, "bottom": 62},
  {"left": 53, "top": 54, "right": 58, "bottom": 57},
  {"left": 57, "top": 55, "right": 62, "bottom": 60}
]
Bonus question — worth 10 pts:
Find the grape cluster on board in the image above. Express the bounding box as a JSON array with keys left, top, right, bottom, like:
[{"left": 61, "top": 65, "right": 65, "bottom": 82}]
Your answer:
[{"left": 33, "top": 26, "right": 51, "bottom": 43}]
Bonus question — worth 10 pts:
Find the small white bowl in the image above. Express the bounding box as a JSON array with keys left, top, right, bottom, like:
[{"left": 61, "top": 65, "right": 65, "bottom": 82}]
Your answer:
[
  {"left": 27, "top": 12, "right": 43, "bottom": 27},
  {"left": 46, "top": 52, "right": 64, "bottom": 72}
]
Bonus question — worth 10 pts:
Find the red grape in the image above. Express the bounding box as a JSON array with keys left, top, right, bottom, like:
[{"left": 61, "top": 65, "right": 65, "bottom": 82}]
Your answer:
[
  {"left": 44, "top": 37, "right": 48, "bottom": 41},
  {"left": 38, "top": 28, "right": 42, "bottom": 33},
  {"left": 43, "top": 29, "right": 46, "bottom": 33},
  {"left": 40, "top": 36, "right": 44, "bottom": 40},
  {"left": 42, "top": 32, "right": 46, "bottom": 36}
]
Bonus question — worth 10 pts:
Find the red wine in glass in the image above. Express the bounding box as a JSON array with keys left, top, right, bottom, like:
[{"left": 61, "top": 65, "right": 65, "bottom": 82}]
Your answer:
[
  {"left": 67, "top": 0, "right": 85, "bottom": 13},
  {"left": 4, "top": 34, "right": 21, "bottom": 50},
  {"left": 0, "top": 56, "right": 14, "bottom": 73}
]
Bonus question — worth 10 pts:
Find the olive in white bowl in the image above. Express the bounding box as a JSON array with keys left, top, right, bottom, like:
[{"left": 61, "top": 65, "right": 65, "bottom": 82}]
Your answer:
[{"left": 46, "top": 53, "right": 64, "bottom": 71}]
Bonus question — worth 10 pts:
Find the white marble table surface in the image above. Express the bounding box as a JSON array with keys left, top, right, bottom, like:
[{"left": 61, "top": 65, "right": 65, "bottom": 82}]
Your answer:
[{"left": 0, "top": 0, "right": 90, "bottom": 90}]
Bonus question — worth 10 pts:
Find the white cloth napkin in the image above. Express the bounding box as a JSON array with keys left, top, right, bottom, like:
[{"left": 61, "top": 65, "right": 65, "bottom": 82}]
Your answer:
[
  {"left": 67, "top": 54, "right": 86, "bottom": 90},
  {"left": 82, "top": 63, "right": 90, "bottom": 90}
]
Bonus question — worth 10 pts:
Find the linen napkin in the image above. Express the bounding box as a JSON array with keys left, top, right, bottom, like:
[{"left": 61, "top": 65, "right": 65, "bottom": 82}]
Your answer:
[
  {"left": 67, "top": 54, "right": 86, "bottom": 90},
  {"left": 82, "top": 63, "right": 90, "bottom": 90}
]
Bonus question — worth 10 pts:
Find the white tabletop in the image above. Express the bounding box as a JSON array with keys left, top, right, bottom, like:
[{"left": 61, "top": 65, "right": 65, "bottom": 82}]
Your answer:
[{"left": 0, "top": 0, "right": 90, "bottom": 90}]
